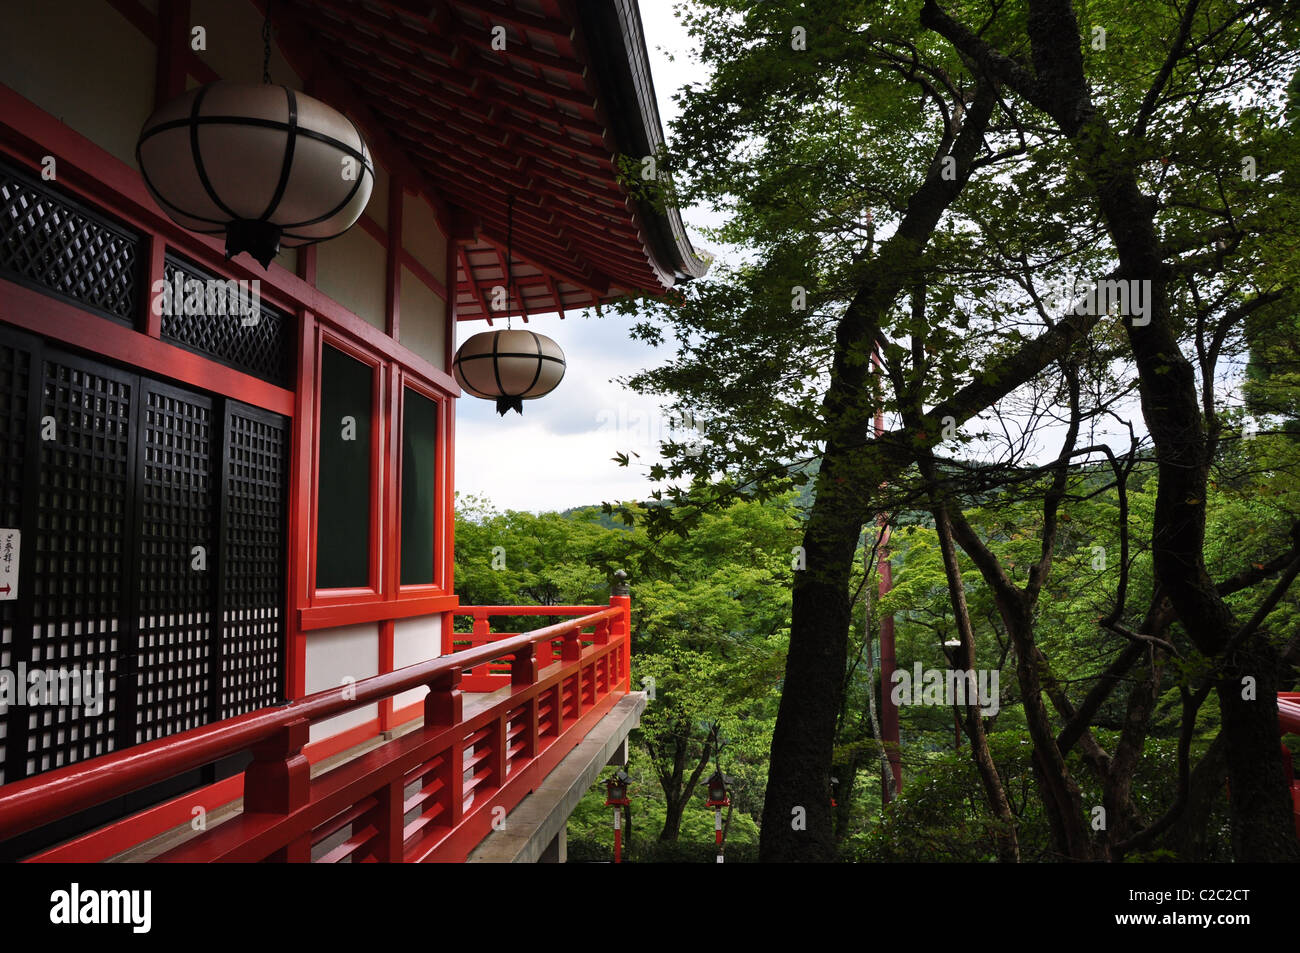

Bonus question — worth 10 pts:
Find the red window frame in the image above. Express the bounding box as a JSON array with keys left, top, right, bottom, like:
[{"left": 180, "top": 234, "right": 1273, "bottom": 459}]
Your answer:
[
  {"left": 308, "top": 328, "right": 387, "bottom": 603},
  {"left": 300, "top": 327, "right": 458, "bottom": 630},
  {"left": 393, "top": 371, "right": 451, "bottom": 598}
]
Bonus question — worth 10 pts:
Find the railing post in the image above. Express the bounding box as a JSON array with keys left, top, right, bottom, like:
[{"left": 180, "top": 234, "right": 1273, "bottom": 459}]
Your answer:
[
  {"left": 244, "top": 718, "right": 312, "bottom": 862},
  {"left": 426, "top": 666, "right": 464, "bottom": 830},
  {"left": 511, "top": 641, "right": 538, "bottom": 686},
  {"left": 611, "top": 569, "right": 631, "bottom": 691},
  {"left": 244, "top": 718, "right": 311, "bottom": 814},
  {"left": 471, "top": 611, "right": 491, "bottom": 682},
  {"left": 561, "top": 625, "right": 582, "bottom": 662},
  {"left": 511, "top": 641, "right": 541, "bottom": 762},
  {"left": 425, "top": 665, "right": 463, "bottom": 727}
]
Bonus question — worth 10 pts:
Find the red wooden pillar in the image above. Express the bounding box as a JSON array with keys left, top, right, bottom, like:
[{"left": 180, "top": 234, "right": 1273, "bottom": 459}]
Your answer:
[
  {"left": 545, "top": 682, "right": 563, "bottom": 740},
  {"left": 561, "top": 627, "right": 582, "bottom": 663},
  {"left": 489, "top": 715, "right": 508, "bottom": 790}
]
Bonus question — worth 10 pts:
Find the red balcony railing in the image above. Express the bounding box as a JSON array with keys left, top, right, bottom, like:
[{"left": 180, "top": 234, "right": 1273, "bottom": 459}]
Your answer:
[{"left": 0, "top": 592, "right": 632, "bottom": 863}]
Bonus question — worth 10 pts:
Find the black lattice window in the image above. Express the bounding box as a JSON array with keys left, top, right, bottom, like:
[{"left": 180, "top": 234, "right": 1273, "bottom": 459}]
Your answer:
[
  {"left": 219, "top": 405, "right": 287, "bottom": 718},
  {"left": 26, "top": 357, "right": 130, "bottom": 775},
  {"left": 0, "top": 341, "right": 30, "bottom": 785},
  {"left": 0, "top": 330, "right": 289, "bottom": 797},
  {"left": 134, "top": 385, "right": 215, "bottom": 743},
  {"left": 161, "top": 255, "right": 294, "bottom": 388},
  {"left": 0, "top": 162, "right": 140, "bottom": 325}
]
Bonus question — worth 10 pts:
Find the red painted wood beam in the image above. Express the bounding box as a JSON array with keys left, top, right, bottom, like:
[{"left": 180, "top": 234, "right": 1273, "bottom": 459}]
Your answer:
[
  {"left": 544, "top": 274, "right": 566, "bottom": 319},
  {"left": 318, "top": 0, "right": 589, "bottom": 83},
  {"left": 400, "top": 249, "right": 449, "bottom": 303},
  {"left": 386, "top": 178, "right": 404, "bottom": 339},
  {"left": 458, "top": 246, "right": 494, "bottom": 324}
]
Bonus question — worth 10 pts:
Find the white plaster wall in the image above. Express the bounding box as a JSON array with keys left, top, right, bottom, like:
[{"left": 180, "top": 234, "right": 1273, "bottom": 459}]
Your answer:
[
  {"left": 305, "top": 622, "right": 379, "bottom": 743},
  {"left": 0, "top": 0, "right": 155, "bottom": 167},
  {"left": 390, "top": 614, "right": 442, "bottom": 717},
  {"left": 400, "top": 266, "right": 447, "bottom": 369},
  {"left": 402, "top": 193, "right": 447, "bottom": 285},
  {"left": 191, "top": 0, "right": 303, "bottom": 92},
  {"left": 316, "top": 225, "right": 388, "bottom": 331}
]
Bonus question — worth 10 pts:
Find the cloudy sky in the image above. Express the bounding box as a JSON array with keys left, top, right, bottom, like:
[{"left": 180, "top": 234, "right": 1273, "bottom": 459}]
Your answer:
[{"left": 453, "top": 4, "right": 712, "bottom": 513}]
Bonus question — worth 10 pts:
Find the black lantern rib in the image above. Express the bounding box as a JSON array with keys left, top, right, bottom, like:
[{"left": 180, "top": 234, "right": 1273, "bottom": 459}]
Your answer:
[
  {"left": 259, "top": 85, "right": 298, "bottom": 222},
  {"left": 188, "top": 85, "right": 241, "bottom": 222},
  {"left": 280, "top": 116, "right": 372, "bottom": 231},
  {"left": 524, "top": 330, "right": 545, "bottom": 394}
]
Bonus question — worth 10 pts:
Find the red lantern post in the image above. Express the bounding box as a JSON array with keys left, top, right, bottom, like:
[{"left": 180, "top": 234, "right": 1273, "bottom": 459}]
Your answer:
[
  {"left": 704, "top": 770, "right": 730, "bottom": 863},
  {"left": 604, "top": 770, "right": 630, "bottom": 863}
]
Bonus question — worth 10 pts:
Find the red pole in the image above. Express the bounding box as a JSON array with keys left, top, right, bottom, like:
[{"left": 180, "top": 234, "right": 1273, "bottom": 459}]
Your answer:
[
  {"left": 714, "top": 808, "right": 724, "bottom": 863},
  {"left": 613, "top": 806, "right": 622, "bottom": 863}
]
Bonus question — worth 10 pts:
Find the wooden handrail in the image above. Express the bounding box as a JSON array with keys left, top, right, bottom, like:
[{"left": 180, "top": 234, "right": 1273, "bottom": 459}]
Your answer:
[
  {"left": 0, "top": 606, "right": 620, "bottom": 843},
  {"left": 455, "top": 606, "right": 611, "bottom": 616}
]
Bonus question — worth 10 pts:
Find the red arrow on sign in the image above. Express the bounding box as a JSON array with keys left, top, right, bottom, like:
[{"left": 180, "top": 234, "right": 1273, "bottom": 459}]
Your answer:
[{"left": 0, "top": 585, "right": 10, "bottom": 595}]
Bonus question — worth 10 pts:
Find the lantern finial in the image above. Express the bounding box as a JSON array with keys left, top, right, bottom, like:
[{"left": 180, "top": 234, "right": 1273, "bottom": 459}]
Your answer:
[{"left": 226, "top": 219, "right": 283, "bottom": 270}]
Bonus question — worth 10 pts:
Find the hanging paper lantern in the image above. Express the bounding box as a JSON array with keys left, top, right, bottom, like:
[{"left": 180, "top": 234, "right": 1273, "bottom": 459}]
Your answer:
[
  {"left": 453, "top": 329, "right": 566, "bottom": 415},
  {"left": 136, "top": 81, "right": 374, "bottom": 268}
]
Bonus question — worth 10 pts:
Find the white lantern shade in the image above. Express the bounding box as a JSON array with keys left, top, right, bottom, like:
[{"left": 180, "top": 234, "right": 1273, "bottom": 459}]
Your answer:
[
  {"left": 137, "top": 81, "right": 374, "bottom": 267},
  {"left": 453, "top": 329, "right": 566, "bottom": 415}
]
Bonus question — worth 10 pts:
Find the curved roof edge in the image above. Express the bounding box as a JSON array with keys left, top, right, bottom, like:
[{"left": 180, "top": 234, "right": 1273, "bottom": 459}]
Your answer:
[{"left": 576, "top": 0, "right": 711, "bottom": 288}]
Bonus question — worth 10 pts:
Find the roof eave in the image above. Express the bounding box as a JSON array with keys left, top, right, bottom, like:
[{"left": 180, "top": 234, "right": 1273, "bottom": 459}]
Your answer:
[{"left": 574, "top": 0, "right": 710, "bottom": 288}]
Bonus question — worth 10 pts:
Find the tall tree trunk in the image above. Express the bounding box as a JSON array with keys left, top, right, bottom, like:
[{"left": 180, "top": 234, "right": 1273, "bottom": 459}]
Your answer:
[
  {"left": 760, "top": 79, "right": 1000, "bottom": 862},
  {"left": 930, "top": 498, "right": 1020, "bottom": 862},
  {"left": 762, "top": 471, "right": 863, "bottom": 861},
  {"left": 660, "top": 797, "right": 686, "bottom": 842}
]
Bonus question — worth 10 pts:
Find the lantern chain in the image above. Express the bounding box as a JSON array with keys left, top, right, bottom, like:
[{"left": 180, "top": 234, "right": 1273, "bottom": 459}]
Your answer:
[
  {"left": 262, "top": 1, "right": 274, "bottom": 85},
  {"left": 506, "top": 194, "right": 514, "bottom": 330}
]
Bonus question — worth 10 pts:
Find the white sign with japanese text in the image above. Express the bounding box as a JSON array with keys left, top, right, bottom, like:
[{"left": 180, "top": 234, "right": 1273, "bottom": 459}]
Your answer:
[{"left": 0, "top": 528, "right": 18, "bottom": 600}]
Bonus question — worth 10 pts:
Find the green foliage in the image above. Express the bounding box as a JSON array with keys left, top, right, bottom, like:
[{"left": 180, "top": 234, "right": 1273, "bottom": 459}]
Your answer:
[{"left": 455, "top": 492, "right": 793, "bottom": 850}]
